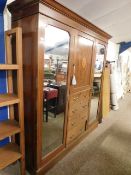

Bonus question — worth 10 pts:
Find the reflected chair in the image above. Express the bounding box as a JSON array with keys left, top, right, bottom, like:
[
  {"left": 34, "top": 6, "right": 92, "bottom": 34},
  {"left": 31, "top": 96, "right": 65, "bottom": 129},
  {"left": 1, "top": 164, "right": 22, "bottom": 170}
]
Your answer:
[
  {"left": 47, "top": 84, "right": 67, "bottom": 114},
  {"left": 44, "top": 87, "right": 58, "bottom": 122},
  {"left": 92, "top": 82, "right": 100, "bottom": 96}
]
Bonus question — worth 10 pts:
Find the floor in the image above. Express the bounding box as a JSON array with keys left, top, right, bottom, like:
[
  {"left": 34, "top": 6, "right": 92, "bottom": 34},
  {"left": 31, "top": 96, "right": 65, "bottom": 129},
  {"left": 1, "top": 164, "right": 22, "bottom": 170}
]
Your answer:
[
  {"left": 46, "top": 93, "right": 131, "bottom": 175},
  {"left": 1, "top": 93, "right": 131, "bottom": 175}
]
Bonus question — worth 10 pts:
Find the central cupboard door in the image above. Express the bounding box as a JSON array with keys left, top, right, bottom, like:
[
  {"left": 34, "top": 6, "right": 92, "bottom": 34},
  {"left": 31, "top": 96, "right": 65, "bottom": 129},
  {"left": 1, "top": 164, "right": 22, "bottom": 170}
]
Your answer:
[
  {"left": 75, "top": 35, "right": 94, "bottom": 89},
  {"left": 67, "top": 33, "right": 95, "bottom": 144}
]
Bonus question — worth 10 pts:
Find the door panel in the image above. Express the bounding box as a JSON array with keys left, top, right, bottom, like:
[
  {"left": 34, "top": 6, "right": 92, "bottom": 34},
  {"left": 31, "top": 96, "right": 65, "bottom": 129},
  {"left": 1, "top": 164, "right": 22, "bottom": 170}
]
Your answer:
[{"left": 72, "top": 35, "right": 94, "bottom": 91}]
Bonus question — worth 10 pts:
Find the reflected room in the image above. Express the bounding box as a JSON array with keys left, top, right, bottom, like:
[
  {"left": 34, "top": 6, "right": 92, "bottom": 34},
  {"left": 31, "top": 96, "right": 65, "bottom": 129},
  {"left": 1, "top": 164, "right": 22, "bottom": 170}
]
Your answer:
[
  {"left": 42, "top": 25, "right": 70, "bottom": 156},
  {"left": 89, "top": 44, "right": 105, "bottom": 124}
]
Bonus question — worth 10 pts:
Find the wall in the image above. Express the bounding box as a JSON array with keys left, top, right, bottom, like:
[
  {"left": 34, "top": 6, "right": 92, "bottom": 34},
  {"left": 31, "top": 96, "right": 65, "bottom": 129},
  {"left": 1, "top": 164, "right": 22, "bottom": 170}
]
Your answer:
[
  {"left": 0, "top": 0, "right": 15, "bottom": 146},
  {"left": 106, "top": 41, "right": 131, "bottom": 99},
  {"left": 107, "top": 41, "right": 119, "bottom": 61},
  {"left": 119, "top": 50, "right": 131, "bottom": 96},
  {"left": 0, "top": 0, "right": 9, "bottom": 146},
  {"left": 4, "top": 0, "right": 14, "bottom": 30}
]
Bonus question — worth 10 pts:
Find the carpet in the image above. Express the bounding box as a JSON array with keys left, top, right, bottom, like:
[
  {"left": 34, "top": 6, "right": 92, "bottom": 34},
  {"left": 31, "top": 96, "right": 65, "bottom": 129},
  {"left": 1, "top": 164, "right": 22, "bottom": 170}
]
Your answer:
[
  {"left": 42, "top": 113, "right": 64, "bottom": 156},
  {"left": 46, "top": 93, "right": 131, "bottom": 175}
]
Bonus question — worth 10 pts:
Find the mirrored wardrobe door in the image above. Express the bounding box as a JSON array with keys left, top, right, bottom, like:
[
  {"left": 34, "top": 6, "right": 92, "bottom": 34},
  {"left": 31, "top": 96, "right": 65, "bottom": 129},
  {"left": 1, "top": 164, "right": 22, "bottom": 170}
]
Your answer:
[
  {"left": 89, "top": 44, "right": 105, "bottom": 124},
  {"left": 42, "top": 25, "right": 70, "bottom": 157}
]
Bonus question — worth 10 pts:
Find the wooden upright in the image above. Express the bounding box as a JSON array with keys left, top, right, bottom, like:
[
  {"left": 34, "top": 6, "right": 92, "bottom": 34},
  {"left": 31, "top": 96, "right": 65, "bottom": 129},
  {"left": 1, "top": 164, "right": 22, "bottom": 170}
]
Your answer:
[{"left": 0, "top": 27, "right": 25, "bottom": 175}]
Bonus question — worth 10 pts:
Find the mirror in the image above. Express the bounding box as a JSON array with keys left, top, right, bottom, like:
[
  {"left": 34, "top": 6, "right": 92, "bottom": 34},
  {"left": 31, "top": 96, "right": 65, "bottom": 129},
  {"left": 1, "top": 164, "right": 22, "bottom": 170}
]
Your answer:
[
  {"left": 89, "top": 44, "right": 105, "bottom": 124},
  {"left": 42, "top": 25, "right": 70, "bottom": 156}
]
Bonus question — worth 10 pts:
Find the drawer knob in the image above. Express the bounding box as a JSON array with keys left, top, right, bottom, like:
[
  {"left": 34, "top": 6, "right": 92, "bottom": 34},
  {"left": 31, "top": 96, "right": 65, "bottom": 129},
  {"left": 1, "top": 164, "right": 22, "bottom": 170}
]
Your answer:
[
  {"left": 72, "top": 109, "right": 77, "bottom": 113},
  {"left": 73, "top": 97, "right": 79, "bottom": 100}
]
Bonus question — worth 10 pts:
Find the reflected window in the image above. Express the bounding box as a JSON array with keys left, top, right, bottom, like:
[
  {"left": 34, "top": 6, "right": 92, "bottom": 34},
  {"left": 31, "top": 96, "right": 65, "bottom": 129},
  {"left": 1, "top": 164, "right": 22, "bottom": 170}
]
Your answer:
[{"left": 42, "top": 25, "right": 70, "bottom": 157}]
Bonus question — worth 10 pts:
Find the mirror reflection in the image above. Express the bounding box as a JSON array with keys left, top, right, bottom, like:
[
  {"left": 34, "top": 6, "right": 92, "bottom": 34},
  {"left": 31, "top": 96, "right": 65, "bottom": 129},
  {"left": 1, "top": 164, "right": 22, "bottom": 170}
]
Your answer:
[
  {"left": 89, "top": 44, "right": 105, "bottom": 124},
  {"left": 42, "top": 25, "right": 70, "bottom": 156}
]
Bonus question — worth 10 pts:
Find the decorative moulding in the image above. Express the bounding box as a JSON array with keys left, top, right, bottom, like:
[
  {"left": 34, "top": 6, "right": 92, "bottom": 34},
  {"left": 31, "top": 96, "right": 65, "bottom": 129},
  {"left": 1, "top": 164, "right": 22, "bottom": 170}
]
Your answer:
[{"left": 8, "top": 0, "right": 111, "bottom": 40}]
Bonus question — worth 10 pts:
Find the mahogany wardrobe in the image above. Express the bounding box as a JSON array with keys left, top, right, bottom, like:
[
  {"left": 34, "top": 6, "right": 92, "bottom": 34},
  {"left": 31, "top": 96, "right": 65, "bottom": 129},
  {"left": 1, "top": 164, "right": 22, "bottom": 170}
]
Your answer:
[{"left": 8, "top": 0, "right": 111, "bottom": 174}]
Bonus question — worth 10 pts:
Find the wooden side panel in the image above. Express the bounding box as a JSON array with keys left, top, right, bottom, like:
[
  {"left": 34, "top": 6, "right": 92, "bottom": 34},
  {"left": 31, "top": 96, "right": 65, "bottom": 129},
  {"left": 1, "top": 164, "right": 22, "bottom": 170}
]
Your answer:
[
  {"left": 12, "top": 15, "right": 39, "bottom": 173},
  {"left": 102, "top": 66, "right": 110, "bottom": 117}
]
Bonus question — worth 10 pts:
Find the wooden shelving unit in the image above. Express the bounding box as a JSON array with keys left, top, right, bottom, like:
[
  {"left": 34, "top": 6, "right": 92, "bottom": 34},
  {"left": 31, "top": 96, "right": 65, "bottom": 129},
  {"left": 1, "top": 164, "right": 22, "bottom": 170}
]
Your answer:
[
  {"left": 0, "top": 27, "right": 25, "bottom": 174},
  {"left": 0, "top": 120, "right": 20, "bottom": 140},
  {"left": 0, "top": 143, "right": 21, "bottom": 170},
  {"left": 0, "top": 94, "right": 19, "bottom": 107}
]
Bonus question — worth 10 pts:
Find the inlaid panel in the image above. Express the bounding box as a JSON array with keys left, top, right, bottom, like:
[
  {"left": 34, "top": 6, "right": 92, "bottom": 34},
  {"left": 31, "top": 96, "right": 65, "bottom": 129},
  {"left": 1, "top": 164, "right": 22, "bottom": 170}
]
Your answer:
[{"left": 72, "top": 35, "right": 94, "bottom": 91}]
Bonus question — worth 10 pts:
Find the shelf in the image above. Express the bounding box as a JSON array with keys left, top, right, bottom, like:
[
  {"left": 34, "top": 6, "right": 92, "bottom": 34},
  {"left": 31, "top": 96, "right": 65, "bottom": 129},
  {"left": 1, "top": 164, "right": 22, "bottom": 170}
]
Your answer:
[
  {"left": 0, "top": 64, "right": 19, "bottom": 70},
  {"left": 0, "top": 94, "right": 20, "bottom": 107},
  {"left": 0, "top": 27, "right": 25, "bottom": 173},
  {"left": 0, "top": 143, "right": 21, "bottom": 170},
  {"left": 0, "top": 120, "right": 20, "bottom": 140}
]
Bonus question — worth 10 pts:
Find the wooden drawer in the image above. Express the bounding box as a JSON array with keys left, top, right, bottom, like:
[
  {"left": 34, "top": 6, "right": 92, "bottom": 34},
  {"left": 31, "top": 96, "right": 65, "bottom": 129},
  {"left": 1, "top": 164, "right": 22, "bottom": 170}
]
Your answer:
[
  {"left": 81, "top": 103, "right": 89, "bottom": 111},
  {"left": 68, "top": 111, "right": 87, "bottom": 130},
  {"left": 68, "top": 102, "right": 89, "bottom": 118},
  {"left": 80, "top": 90, "right": 90, "bottom": 103},
  {"left": 80, "top": 110, "right": 88, "bottom": 121},
  {"left": 68, "top": 104, "right": 88, "bottom": 121},
  {"left": 68, "top": 118, "right": 79, "bottom": 130},
  {"left": 69, "top": 90, "right": 90, "bottom": 112},
  {"left": 66, "top": 122, "right": 86, "bottom": 144},
  {"left": 66, "top": 89, "right": 90, "bottom": 144},
  {"left": 69, "top": 92, "right": 82, "bottom": 111}
]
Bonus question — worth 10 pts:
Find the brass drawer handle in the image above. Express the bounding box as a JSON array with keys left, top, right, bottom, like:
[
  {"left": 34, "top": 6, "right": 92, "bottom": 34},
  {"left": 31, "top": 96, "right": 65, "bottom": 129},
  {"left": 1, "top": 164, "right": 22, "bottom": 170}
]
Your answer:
[
  {"left": 81, "top": 116, "right": 86, "bottom": 120},
  {"left": 71, "top": 122, "right": 74, "bottom": 126},
  {"left": 70, "top": 135, "right": 74, "bottom": 139},
  {"left": 82, "top": 105, "right": 88, "bottom": 108},
  {"left": 72, "top": 109, "right": 77, "bottom": 113},
  {"left": 73, "top": 97, "right": 79, "bottom": 100}
]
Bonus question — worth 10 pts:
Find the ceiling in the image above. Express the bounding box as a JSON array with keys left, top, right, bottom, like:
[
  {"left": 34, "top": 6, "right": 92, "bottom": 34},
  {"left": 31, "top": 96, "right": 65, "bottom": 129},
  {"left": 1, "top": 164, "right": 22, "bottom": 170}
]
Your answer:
[
  {"left": 7, "top": 0, "right": 131, "bottom": 43},
  {"left": 56, "top": 0, "right": 131, "bottom": 43}
]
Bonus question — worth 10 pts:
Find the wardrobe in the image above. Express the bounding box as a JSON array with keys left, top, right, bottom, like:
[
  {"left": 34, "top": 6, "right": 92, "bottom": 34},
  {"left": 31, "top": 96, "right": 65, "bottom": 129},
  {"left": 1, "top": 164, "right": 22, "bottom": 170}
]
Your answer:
[{"left": 8, "top": 0, "right": 111, "bottom": 174}]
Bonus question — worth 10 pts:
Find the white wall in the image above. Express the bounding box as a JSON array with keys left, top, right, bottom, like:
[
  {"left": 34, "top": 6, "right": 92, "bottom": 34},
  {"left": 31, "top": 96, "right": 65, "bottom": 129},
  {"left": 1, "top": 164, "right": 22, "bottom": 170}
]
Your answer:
[
  {"left": 107, "top": 41, "right": 119, "bottom": 62},
  {"left": 4, "top": 0, "right": 15, "bottom": 30},
  {"left": 118, "top": 50, "right": 131, "bottom": 96}
]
